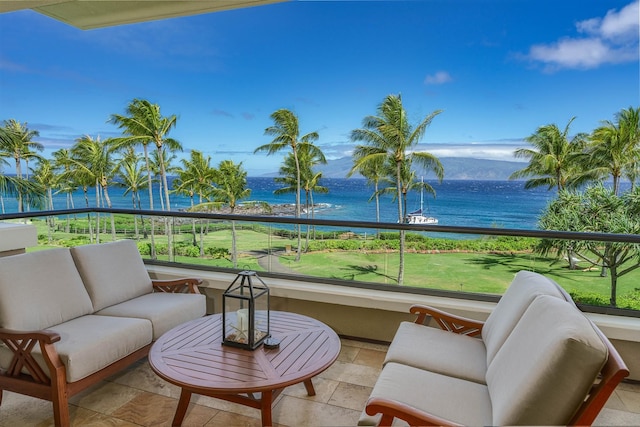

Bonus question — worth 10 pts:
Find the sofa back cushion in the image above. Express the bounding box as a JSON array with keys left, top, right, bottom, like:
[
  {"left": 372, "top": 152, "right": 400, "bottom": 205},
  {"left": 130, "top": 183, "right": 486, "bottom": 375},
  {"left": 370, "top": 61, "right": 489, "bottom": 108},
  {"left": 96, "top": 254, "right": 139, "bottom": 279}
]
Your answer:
[
  {"left": 71, "top": 240, "right": 153, "bottom": 311},
  {"left": 482, "top": 270, "right": 566, "bottom": 364},
  {"left": 0, "top": 248, "right": 94, "bottom": 330},
  {"left": 486, "top": 295, "right": 607, "bottom": 426}
]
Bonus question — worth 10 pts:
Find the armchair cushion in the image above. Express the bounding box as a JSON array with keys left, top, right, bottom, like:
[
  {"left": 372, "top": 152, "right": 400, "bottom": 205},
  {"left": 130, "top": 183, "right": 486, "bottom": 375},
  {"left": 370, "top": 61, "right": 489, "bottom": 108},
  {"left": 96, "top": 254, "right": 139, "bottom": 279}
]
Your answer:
[
  {"left": 358, "top": 362, "right": 492, "bottom": 426},
  {"left": 71, "top": 240, "right": 153, "bottom": 311},
  {"left": 486, "top": 295, "right": 607, "bottom": 426},
  {"left": 384, "top": 321, "right": 487, "bottom": 384},
  {"left": 0, "top": 248, "right": 93, "bottom": 330},
  {"left": 481, "top": 270, "right": 566, "bottom": 364},
  {"left": 96, "top": 292, "right": 207, "bottom": 340}
]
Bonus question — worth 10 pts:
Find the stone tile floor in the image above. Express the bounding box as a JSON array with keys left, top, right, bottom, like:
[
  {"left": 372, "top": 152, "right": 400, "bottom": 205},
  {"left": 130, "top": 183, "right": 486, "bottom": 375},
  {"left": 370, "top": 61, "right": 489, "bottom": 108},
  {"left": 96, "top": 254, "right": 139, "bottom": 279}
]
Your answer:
[{"left": 1, "top": 338, "right": 639, "bottom": 426}]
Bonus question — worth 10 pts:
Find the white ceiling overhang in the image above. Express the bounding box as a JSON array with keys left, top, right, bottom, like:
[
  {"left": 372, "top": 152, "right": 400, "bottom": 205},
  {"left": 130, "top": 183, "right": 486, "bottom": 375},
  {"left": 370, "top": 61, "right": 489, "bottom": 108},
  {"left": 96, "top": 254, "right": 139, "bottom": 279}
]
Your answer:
[{"left": 0, "top": 0, "right": 287, "bottom": 29}]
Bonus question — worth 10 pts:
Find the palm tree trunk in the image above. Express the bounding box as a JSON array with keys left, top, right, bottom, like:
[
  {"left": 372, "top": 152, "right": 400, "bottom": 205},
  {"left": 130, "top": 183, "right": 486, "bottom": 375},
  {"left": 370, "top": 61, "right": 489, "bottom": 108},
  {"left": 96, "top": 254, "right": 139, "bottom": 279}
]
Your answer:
[
  {"left": 396, "top": 161, "right": 405, "bottom": 286},
  {"left": 198, "top": 194, "right": 205, "bottom": 257},
  {"left": 132, "top": 191, "right": 139, "bottom": 239},
  {"left": 157, "top": 145, "right": 174, "bottom": 262},
  {"left": 15, "top": 158, "right": 23, "bottom": 213},
  {"left": 83, "top": 186, "right": 94, "bottom": 244},
  {"left": 230, "top": 207, "right": 237, "bottom": 268},
  {"left": 305, "top": 190, "right": 310, "bottom": 252},
  {"left": 294, "top": 149, "right": 302, "bottom": 262},
  {"left": 374, "top": 181, "right": 380, "bottom": 239},
  {"left": 95, "top": 181, "right": 102, "bottom": 243},
  {"left": 102, "top": 181, "right": 116, "bottom": 241},
  {"left": 143, "top": 144, "right": 156, "bottom": 259},
  {"left": 190, "top": 193, "right": 196, "bottom": 246}
]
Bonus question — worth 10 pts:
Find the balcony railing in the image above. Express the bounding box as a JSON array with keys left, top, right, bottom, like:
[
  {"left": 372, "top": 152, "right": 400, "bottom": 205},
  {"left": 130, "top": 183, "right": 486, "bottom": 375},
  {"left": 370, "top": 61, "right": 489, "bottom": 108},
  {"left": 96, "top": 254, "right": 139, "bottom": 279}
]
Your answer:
[{"left": 2, "top": 207, "right": 639, "bottom": 317}]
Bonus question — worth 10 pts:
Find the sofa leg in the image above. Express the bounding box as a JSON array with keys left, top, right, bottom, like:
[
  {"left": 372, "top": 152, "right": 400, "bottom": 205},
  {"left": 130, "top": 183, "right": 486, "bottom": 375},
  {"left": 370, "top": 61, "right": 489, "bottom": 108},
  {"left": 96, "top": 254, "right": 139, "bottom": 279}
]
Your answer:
[{"left": 52, "top": 392, "right": 71, "bottom": 427}]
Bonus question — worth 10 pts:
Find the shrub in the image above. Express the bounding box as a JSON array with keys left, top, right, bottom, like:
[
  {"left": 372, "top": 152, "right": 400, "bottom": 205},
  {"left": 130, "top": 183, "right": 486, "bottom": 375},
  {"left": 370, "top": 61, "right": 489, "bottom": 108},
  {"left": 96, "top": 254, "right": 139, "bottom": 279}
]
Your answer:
[
  {"left": 205, "top": 246, "right": 230, "bottom": 259},
  {"left": 137, "top": 242, "right": 151, "bottom": 255}
]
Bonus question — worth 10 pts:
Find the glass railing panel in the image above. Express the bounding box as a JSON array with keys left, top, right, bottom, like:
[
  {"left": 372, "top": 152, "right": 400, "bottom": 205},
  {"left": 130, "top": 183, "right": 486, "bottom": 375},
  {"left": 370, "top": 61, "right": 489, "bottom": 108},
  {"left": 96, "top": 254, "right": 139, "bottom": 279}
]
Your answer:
[{"left": 2, "top": 208, "right": 638, "bottom": 314}]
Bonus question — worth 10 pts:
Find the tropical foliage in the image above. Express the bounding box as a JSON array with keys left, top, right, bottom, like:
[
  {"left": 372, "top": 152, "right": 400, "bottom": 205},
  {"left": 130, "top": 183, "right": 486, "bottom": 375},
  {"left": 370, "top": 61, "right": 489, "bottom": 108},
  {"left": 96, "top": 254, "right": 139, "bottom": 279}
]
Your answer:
[{"left": 537, "top": 184, "right": 640, "bottom": 306}]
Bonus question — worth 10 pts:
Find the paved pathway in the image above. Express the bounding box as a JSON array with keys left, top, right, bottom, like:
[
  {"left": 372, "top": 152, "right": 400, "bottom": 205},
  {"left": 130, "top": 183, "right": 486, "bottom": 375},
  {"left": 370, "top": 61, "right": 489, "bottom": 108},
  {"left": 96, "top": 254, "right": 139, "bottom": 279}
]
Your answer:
[{"left": 250, "top": 250, "right": 297, "bottom": 275}]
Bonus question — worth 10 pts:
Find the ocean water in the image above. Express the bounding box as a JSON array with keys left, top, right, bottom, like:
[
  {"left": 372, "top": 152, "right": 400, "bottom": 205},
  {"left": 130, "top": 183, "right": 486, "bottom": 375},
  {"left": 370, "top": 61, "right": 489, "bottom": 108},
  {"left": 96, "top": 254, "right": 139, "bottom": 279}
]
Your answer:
[{"left": 1, "top": 177, "right": 563, "bottom": 230}]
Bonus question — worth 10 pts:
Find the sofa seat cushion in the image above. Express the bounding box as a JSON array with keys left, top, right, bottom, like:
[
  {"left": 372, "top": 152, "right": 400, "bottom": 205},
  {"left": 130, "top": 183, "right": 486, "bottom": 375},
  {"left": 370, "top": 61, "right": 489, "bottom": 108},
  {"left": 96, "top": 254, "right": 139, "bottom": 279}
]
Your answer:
[
  {"left": 383, "top": 321, "right": 487, "bottom": 384},
  {"left": 0, "top": 248, "right": 94, "bottom": 331},
  {"left": 481, "top": 270, "right": 567, "bottom": 364},
  {"left": 358, "top": 362, "right": 492, "bottom": 426},
  {"left": 71, "top": 240, "right": 153, "bottom": 311},
  {"left": 0, "top": 315, "right": 152, "bottom": 383},
  {"left": 486, "top": 295, "right": 607, "bottom": 426},
  {"left": 95, "top": 293, "right": 207, "bottom": 340}
]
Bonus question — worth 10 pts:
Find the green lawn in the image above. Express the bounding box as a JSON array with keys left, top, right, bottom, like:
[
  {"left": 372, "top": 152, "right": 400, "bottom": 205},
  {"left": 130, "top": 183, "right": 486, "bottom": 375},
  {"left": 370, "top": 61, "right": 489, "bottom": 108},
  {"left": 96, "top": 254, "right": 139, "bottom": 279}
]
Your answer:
[{"left": 26, "top": 217, "right": 640, "bottom": 310}]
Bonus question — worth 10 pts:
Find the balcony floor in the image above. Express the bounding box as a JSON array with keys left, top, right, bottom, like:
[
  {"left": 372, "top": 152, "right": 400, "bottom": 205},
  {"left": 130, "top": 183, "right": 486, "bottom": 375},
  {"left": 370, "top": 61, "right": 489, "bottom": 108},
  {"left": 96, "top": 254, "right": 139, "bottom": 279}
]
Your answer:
[{"left": 2, "top": 338, "right": 639, "bottom": 426}]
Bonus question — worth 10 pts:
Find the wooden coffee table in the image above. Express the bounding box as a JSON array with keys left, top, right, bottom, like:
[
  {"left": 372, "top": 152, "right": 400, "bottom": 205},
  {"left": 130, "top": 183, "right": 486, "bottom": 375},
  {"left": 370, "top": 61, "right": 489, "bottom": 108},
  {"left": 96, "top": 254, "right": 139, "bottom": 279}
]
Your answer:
[{"left": 148, "top": 311, "right": 341, "bottom": 426}]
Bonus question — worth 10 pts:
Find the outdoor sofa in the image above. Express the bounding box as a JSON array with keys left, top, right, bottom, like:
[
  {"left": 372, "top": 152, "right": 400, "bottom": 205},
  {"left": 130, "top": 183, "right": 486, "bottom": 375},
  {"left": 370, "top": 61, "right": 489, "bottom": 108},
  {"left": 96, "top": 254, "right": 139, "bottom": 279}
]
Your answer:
[
  {"left": 359, "top": 271, "right": 629, "bottom": 426},
  {"left": 0, "top": 239, "right": 207, "bottom": 426}
]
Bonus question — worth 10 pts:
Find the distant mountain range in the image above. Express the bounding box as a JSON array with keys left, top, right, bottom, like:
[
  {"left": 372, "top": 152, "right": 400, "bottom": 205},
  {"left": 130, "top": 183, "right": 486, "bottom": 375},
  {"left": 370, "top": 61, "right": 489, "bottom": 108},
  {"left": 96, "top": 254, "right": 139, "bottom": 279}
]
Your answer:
[{"left": 262, "top": 156, "right": 527, "bottom": 180}]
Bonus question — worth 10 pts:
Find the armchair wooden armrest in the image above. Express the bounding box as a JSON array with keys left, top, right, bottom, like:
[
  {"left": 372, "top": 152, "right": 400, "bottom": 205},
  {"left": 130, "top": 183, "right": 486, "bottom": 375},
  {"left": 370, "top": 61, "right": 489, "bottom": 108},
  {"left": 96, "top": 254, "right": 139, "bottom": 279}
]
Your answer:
[
  {"left": 409, "top": 304, "right": 484, "bottom": 337},
  {"left": 152, "top": 278, "right": 203, "bottom": 294},
  {"left": 0, "top": 327, "right": 63, "bottom": 384},
  {"left": 366, "top": 396, "right": 463, "bottom": 427}
]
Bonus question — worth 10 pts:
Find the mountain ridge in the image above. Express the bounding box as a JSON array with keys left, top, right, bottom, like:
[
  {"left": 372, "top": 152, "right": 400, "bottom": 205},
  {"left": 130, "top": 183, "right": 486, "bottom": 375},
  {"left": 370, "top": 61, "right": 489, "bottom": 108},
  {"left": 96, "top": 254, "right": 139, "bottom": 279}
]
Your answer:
[{"left": 260, "top": 157, "right": 527, "bottom": 180}]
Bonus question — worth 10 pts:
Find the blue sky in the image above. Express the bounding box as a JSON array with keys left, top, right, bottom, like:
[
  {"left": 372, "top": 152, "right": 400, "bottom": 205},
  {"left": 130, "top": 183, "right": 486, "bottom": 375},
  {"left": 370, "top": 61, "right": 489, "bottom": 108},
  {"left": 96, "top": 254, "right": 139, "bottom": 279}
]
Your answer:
[{"left": 0, "top": 0, "right": 638, "bottom": 176}]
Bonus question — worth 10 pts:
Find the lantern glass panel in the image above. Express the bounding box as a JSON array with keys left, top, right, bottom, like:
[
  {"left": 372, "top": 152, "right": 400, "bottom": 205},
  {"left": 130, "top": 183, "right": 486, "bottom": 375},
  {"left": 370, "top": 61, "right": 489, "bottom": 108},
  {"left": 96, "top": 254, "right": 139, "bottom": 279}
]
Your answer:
[{"left": 222, "top": 271, "right": 270, "bottom": 350}]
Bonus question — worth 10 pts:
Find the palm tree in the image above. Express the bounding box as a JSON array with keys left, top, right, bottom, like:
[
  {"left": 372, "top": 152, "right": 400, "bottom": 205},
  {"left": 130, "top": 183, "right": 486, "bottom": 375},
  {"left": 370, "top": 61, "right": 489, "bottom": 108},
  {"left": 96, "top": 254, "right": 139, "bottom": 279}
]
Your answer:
[
  {"left": 348, "top": 154, "right": 385, "bottom": 227},
  {"left": 275, "top": 147, "right": 328, "bottom": 248},
  {"left": 588, "top": 107, "right": 640, "bottom": 195},
  {"left": 110, "top": 99, "right": 182, "bottom": 259},
  {"left": 71, "top": 135, "right": 117, "bottom": 242},
  {"left": 115, "top": 147, "right": 148, "bottom": 240},
  {"left": 173, "top": 150, "right": 215, "bottom": 254},
  {"left": 351, "top": 94, "right": 443, "bottom": 285},
  {"left": 255, "top": 108, "right": 320, "bottom": 262},
  {"left": 31, "top": 159, "right": 56, "bottom": 242},
  {"left": 210, "top": 160, "right": 251, "bottom": 268},
  {"left": 0, "top": 119, "right": 44, "bottom": 212},
  {"left": 52, "top": 148, "right": 79, "bottom": 231},
  {"left": 510, "top": 117, "right": 589, "bottom": 191}
]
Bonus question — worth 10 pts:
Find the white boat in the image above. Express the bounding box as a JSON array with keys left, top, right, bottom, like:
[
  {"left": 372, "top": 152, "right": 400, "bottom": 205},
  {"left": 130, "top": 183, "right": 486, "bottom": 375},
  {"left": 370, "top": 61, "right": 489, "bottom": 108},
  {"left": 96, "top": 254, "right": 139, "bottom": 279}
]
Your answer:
[
  {"left": 403, "top": 177, "right": 438, "bottom": 225},
  {"left": 405, "top": 209, "right": 438, "bottom": 225}
]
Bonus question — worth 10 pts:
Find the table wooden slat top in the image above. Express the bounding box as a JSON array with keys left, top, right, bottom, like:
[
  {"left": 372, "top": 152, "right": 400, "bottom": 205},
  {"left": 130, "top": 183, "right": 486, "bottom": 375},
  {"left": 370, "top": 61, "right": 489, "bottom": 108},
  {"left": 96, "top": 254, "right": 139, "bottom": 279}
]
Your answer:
[{"left": 149, "top": 311, "right": 341, "bottom": 394}]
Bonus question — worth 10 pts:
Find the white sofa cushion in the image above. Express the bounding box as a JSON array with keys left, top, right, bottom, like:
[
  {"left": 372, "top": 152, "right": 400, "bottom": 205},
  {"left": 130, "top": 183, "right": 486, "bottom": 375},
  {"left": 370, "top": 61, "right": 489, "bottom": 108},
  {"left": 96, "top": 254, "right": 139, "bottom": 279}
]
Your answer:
[
  {"left": 96, "top": 293, "right": 207, "bottom": 340},
  {"left": 0, "top": 315, "right": 152, "bottom": 383},
  {"left": 71, "top": 240, "right": 153, "bottom": 311},
  {"left": 383, "top": 321, "right": 487, "bottom": 384},
  {"left": 482, "top": 270, "right": 566, "bottom": 364},
  {"left": 0, "top": 248, "right": 94, "bottom": 330},
  {"left": 358, "top": 362, "right": 492, "bottom": 426},
  {"left": 486, "top": 295, "right": 607, "bottom": 426}
]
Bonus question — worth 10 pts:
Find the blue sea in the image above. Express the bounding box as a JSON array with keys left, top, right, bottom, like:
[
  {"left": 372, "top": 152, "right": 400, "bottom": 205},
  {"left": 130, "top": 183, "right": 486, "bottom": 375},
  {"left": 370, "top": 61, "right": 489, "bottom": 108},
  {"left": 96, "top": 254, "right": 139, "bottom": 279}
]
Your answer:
[{"left": 1, "top": 177, "right": 567, "bottom": 230}]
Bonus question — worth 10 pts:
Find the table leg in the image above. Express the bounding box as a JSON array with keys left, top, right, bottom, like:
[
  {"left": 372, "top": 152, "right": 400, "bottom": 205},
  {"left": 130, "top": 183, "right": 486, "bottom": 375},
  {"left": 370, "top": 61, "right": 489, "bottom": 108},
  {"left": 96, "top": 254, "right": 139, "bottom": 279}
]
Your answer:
[
  {"left": 260, "top": 390, "right": 273, "bottom": 426},
  {"left": 303, "top": 378, "right": 316, "bottom": 396},
  {"left": 172, "top": 389, "right": 192, "bottom": 426}
]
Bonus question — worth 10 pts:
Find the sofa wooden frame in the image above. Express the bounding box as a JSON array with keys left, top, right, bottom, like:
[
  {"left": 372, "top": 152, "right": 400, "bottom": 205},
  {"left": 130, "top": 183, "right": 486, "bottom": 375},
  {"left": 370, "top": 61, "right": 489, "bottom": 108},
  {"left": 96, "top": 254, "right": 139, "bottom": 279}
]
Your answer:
[{"left": 0, "top": 278, "right": 202, "bottom": 427}]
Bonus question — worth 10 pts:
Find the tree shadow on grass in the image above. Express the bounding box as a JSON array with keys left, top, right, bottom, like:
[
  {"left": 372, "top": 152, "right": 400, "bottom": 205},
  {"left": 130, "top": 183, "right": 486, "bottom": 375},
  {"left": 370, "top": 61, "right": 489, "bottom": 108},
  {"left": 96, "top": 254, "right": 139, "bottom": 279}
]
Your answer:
[
  {"left": 465, "top": 253, "right": 576, "bottom": 279},
  {"left": 333, "top": 264, "right": 397, "bottom": 283}
]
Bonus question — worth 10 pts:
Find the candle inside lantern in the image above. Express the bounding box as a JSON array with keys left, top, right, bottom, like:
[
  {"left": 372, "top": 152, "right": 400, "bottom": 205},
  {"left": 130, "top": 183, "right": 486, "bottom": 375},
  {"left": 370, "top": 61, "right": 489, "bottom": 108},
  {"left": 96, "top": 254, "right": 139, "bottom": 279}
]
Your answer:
[{"left": 237, "top": 308, "right": 249, "bottom": 336}]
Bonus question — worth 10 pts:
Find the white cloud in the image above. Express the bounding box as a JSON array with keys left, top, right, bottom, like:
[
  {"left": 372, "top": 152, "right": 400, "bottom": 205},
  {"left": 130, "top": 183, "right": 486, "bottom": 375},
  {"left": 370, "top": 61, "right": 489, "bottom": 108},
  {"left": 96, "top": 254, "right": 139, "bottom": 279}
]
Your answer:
[
  {"left": 414, "top": 144, "right": 526, "bottom": 162},
  {"left": 424, "top": 71, "right": 453, "bottom": 85},
  {"left": 526, "top": 0, "right": 639, "bottom": 70}
]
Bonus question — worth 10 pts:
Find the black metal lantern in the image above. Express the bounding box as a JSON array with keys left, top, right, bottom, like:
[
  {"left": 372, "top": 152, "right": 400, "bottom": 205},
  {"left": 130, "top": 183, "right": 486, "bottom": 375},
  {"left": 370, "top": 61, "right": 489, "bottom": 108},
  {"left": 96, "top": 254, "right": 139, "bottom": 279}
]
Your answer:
[{"left": 222, "top": 271, "right": 271, "bottom": 350}]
